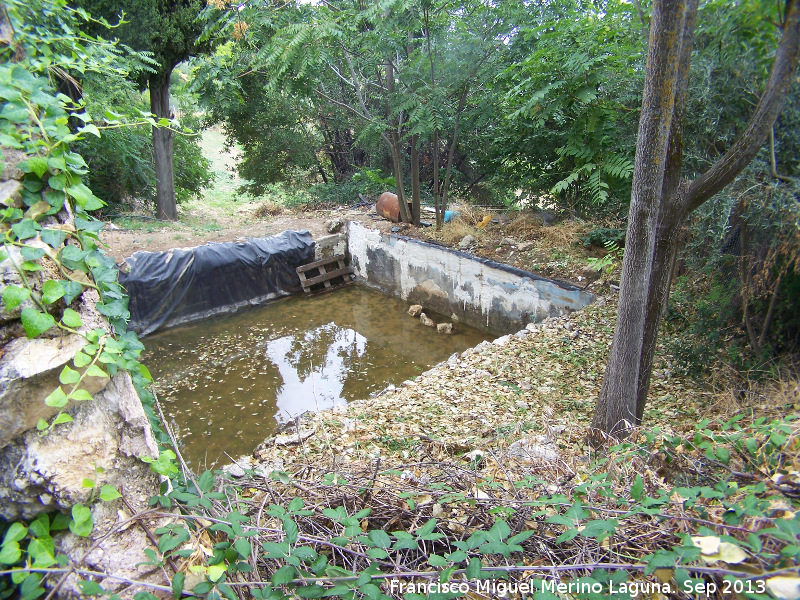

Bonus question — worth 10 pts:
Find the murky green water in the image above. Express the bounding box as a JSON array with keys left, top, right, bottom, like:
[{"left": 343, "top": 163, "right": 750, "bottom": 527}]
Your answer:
[{"left": 142, "top": 286, "right": 492, "bottom": 468}]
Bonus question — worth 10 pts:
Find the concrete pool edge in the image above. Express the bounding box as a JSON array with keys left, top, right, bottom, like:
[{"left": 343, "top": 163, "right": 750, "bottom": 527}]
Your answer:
[{"left": 346, "top": 221, "right": 594, "bottom": 334}]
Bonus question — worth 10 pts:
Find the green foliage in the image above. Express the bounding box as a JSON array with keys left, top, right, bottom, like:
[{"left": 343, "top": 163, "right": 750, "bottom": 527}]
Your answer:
[
  {"left": 76, "top": 73, "right": 213, "bottom": 209},
  {"left": 586, "top": 240, "right": 624, "bottom": 277},
  {"left": 0, "top": 3, "right": 176, "bottom": 596},
  {"left": 121, "top": 410, "right": 799, "bottom": 600},
  {"left": 496, "top": 0, "right": 643, "bottom": 217},
  {"left": 581, "top": 227, "right": 626, "bottom": 248}
]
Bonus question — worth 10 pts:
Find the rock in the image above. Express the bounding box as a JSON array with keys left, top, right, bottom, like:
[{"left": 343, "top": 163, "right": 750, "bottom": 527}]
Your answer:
[
  {"left": 492, "top": 334, "right": 512, "bottom": 346},
  {"left": 407, "top": 304, "right": 423, "bottom": 317},
  {"left": 500, "top": 237, "right": 516, "bottom": 246},
  {"left": 532, "top": 210, "right": 556, "bottom": 226},
  {"left": 0, "top": 336, "right": 111, "bottom": 448},
  {"left": 517, "top": 241, "right": 534, "bottom": 252},
  {"left": 437, "top": 322, "right": 453, "bottom": 334},
  {"left": 580, "top": 265, "right": 602, "bottom": 282},
  {"left": 419, "top": 313, "right": 436, "bottom": 327},
  {"left": 0, "top": 148, "right": 26, "bottom": 181},
  {"left": 325, "top": 218, "right": 344, "bottom": 233},
  {"left": 508, "top": 436, "right": 559, "bottom": 463},
  {"left": 273, "top": 428, "right": 315, "bottom": 446},
  {"left": 457, "top": 235, "right": 475, "bottom": 249},
  {"left": 0, "top": 180, "right": 23, "bottom": 208},
  {"left": 0, "top": 372, "right": 159, "bottom": 520}
]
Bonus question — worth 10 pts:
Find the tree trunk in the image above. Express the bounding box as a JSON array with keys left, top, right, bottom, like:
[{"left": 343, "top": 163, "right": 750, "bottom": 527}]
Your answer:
[
  {"left": 432, "top": 131, "right": 442, "bottom": 227},
  {"left": 440, "top": 86, "right": 468, "bottom": 216},
  {"left": 590, "top": 0, "right": 690, "bottom": 442},
  {"left": 410, "top": 134, "right": 421, "bottom": 225},
  {"left": 386, "top": 59, "right": 410, "bottom": 223},
  {"left": 591, "top": 0, "right": 800, "bottom": 442},
  {"left": 149, "top": 71, "right": 177, "bottom": 221}
]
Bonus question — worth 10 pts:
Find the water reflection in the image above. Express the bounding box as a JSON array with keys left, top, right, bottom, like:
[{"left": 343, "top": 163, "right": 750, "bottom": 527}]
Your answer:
[
  {"left": 142, "top": 286, "right": 491, "bottom": 468},
  {"left": 267, "top": 324, "right": 366, "bottom": 420}
]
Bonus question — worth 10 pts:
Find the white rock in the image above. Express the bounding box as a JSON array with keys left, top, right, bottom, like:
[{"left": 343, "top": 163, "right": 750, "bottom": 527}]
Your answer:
[
  {"left": 492, "top": 334, "right": 512, "bottom": 346},
  {"left": 508, "top": 436, "right": 560, "bottom": 462},
  {"left": 457, "top": 235, "right": 475, "bottom": 249},
  {"left": 408, "top": 304, "right": 423, "bottom": 317},
  {"left": 419, "top": 313, "right": 436, "bottom": 327}
]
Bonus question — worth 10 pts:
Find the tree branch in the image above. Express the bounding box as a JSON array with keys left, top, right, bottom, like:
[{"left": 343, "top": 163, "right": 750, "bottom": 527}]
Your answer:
[{"left": 687, "top": 0, "right": 800, "bottom": 211}]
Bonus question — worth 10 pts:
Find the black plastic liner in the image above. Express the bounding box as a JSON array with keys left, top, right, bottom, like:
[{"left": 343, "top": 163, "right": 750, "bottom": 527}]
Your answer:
[{"left": 119, "top": 231, "right": 314, "bottom": 335}]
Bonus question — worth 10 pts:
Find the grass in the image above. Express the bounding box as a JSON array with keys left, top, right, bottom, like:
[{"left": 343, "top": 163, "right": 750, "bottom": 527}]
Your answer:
[{"left": 112, "top": 217, "right": 177, "bottom": 233}]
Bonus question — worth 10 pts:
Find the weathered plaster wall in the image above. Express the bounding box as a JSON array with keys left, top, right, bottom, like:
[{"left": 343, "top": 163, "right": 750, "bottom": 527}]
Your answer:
[
  {"left": 314, "top": 233, "right": 347, "bottom": 260},
  {"left": 347, "top": 221, "right": 593, "bottom": 333}
]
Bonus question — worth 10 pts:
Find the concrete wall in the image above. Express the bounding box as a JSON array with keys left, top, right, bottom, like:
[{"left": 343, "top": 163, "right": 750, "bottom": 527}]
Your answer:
[
  {"left": 314, "top": 233, "right": 347, "bottom": 259},
  {"left": 347, "top": 221, "right": 593, "bottom": 333}
]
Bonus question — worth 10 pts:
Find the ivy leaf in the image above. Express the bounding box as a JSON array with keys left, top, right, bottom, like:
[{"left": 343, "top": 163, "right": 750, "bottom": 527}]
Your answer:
[
  {"left": 66, "top": 183, "right": 104, "bottom": 211},
  {"left": 2, "top": 285, "right": 31, "bottom": 311},
  {"left": 11, "top": 218, "right": 39, "bottom": 240},
  {"left": 61, "top": 307, "right": 83, "bottom": 328},
  {"left": 69, "top": 504, "right": 93, "bottom": 537},
  {"left": 44, "top": 387, "right": 67, "bottom": 408},
  {"left": 59, "top": 365, "right": 81, "bottom": 385},
  {"left": 47, "top": 173, "right": 66, "bottom": 190},
  {"left": 41, "top": 280, "right": 65, "bottom": 304},
  {"left": 20, "top": 246, "right": 45, "bottom": 261},
  {"left": 68, "top": 389, "right": 93, "bottom": 402},
  {"left": 73, "top": 351, "right": 92, "bottom": 367},
  {"left": 20, "top": 307, "right": 55, "bottom": 337},
  {"left": 21, "top": 156, "right": 48, "bottom": 178},
  {"left": 3, "top": 523, "right": 27, "bottom": 545},
  {"left": 79, "top": 124, "right": 101, "bottom": 138},
  {"left": 0, "top": 541, "right": 21, "bottom": 565},
  {"left": 61, "top": 280, "right": 84, "bottom": 304},
  {"left": 99, "top": 484, "right": 121, "bottom": 502},
  {"left": 85, "top": 364, "right": 107, "bottom": 378},
  {"left": 41, "top": 228, "right": 66, "bottom": 248},
  {"left": 52, "top": 413, "right": 73, "bottom": 426}
]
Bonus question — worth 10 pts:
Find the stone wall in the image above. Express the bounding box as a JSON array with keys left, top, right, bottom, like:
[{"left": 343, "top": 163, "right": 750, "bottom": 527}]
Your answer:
[{"left": 347, "top": 221, "right": 594, "bottom": 333}]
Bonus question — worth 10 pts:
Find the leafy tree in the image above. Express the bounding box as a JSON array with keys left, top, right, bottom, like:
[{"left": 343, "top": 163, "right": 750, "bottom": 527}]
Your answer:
[
  {"left": 76, "top": 0, "right": 211, "bottom": 220},
  {"left": 591, "top": 0, "right": 800, "bottom": 440},
  {"left": 199, "top": 0, "right": 506, "bottom": 224},
  {"left": 497, "top": 0, "right": 643, "bottom": 217}
]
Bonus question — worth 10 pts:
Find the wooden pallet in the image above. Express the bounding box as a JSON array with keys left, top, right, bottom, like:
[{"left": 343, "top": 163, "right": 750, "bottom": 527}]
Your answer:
[{"left": 296, "top": 254, "right": 354, "bottom": 295}]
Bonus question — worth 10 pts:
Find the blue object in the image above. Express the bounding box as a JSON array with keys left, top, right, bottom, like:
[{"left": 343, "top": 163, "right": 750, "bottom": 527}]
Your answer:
[{"left": 444, "top": 210, "right": 460, "bottom": 223}]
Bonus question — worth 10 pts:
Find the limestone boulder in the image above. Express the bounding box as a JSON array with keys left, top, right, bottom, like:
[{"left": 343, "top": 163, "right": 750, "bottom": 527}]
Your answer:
[{"left": 0, "top": 372, "right": 159, "bottom": 520}]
